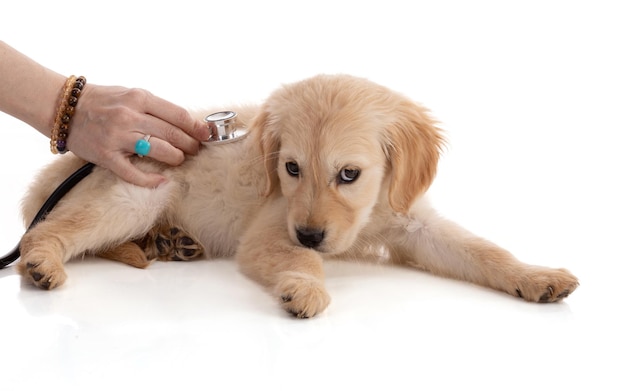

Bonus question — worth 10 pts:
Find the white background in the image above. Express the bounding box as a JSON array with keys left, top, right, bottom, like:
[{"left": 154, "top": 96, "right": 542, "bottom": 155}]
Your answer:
[{"left": 1, "top": 1, "right": 625, "bottom": 390}]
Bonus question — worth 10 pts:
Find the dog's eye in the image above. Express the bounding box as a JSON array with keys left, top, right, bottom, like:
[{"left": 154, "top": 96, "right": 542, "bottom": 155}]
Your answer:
[
  {"left": 285, "top": 162, "right": 300, "bottom": 177},
  {"left": 338, "top": 168, "right": 360, "bottom": 184}
]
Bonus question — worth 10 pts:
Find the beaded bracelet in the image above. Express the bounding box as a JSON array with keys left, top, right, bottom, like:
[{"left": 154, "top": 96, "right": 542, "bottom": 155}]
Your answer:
[{"left": 50, "top": 75, "right": 86, "bottom": 154}]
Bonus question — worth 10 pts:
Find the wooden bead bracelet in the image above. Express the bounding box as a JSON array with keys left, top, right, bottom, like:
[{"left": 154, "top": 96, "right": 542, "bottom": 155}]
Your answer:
[{"left": 50, "top": 75, "right": 86, "bottom": 154}]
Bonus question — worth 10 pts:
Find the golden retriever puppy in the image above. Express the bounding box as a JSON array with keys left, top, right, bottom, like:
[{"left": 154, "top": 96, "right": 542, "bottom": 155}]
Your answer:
[{"left": 17, "top": 74, "right": 578, "bottom": 318}]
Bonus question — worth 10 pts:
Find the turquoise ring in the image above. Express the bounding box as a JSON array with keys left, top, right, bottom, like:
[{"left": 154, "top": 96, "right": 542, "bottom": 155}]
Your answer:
[{"left": 135, "top": 135, "right": 151, "bottom": 157}]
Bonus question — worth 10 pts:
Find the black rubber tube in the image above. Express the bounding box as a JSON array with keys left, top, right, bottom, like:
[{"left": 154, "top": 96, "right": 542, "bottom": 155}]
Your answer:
[{"left": 0, "top": 162, "right": 95, "bottom": 268}]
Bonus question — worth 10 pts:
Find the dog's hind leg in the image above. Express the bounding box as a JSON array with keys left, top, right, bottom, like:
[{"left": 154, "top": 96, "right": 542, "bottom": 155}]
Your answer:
[
  {"left": 101, "top": 225, "right": 204, "bottom": 266},
  {"left": 387, "top": 201, "right": 579, "bottom": 303},
  {"left": 137, "top": 226, "right": 204, "bottom": 262},
  {"left": 17, "top": 182, "right": 173, "bottom": 289},
  {"left": 98, "top": 241, "right": 152, "bottom": 269}
]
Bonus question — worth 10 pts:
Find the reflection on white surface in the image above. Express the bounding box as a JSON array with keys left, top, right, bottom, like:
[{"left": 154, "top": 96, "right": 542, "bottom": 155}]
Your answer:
[{"left": 1, "top": 256, "right": 622, "bottom": 390}]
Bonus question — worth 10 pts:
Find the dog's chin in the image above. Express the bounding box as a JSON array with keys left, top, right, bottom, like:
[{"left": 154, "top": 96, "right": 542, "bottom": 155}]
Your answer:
[{"left": 293, "top": 241, "right": 343, "bottom": 255}]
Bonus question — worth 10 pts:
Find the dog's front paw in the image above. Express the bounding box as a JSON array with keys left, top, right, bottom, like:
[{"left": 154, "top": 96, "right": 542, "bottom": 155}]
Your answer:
[
  {"left": 16, "top": 258, "right": 67, "bottom": 290},
  {"left": 274, "top": 271, "right": 331, "bottom": 318},
  {"left": 513, "top": 267, "right": 579, "bottom": 303}
]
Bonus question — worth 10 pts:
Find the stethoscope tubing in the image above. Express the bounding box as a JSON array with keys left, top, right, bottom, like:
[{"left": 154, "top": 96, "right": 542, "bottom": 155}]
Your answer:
[{"left": 0, "top": 162, "right": 95, "bottom": 268}]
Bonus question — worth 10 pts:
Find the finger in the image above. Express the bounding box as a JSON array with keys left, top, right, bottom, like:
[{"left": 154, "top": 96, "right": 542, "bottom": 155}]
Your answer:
[
  {"left": 138, "top": 135, "right": 185, "bottom": 166},
  {"left": 107, "top": 156, "right": 168, "bottom": 188},
  {"left": 145, "top": 95, "right": 210, "bottom": 142},
  {"left": 144, "top": 114, "right": 203, "bottom": 156}
]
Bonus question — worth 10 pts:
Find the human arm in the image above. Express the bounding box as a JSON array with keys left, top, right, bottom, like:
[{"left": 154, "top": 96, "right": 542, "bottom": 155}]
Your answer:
[{"left": 0, "top": 41, "right": 210, "bottom": 187}]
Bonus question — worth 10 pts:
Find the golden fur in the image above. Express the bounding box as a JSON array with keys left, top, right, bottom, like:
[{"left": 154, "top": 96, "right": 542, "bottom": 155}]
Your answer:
[{"left": 17, "top": 74, "right": 578, "bottom": 317}]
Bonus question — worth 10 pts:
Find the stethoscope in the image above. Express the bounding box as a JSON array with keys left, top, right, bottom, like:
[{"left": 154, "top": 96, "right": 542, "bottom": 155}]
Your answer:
[{"left": 0, "top": 111, "right": 245, "bottom": 268}]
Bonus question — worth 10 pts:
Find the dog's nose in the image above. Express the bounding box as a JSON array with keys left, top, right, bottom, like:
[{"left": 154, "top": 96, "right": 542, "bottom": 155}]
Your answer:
[{"left": 296, "top": 227, "right": 325, "bottom": 249}]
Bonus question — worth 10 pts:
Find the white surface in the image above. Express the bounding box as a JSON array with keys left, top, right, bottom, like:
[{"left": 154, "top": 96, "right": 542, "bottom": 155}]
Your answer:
[{"left": 1, "top": 1, "right": 625, "bottom": 390}]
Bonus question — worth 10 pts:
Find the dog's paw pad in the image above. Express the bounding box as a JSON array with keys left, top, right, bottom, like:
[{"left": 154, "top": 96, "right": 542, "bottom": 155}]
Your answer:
[
  {"left": 514, "top": 267, "right": 579, "bottom": 303},
  {"left": 539, "top": 286, "right": 554, "bottom": 303},
  {"left": 30, "top": 271, "right": 45, "bottom": 282},
  {"left": 155, "top": 235, "right": 172, "bottom": 254},
  {"left": 18, "top": 259, "right": 66, "bottom": 290},
  {"left": 287, "top": 308, "right": 309, "bottom": 319},
  {"left": 557, "top": 289, "right": 571, "bottom": 299},
  {"left": 141, "top": 226, "right": 204, "bottom": 262},
  {"left": 536, "top": 283, "right": 577, "bottom": 303},
  {"left": 173, "top": 235, "right": 203, "bottom": 261}
]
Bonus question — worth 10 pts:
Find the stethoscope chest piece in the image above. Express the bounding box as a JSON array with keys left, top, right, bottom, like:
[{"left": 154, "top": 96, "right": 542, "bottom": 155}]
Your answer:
[{"left": 204, "top": 111, "right": 248, "bottom": 144}]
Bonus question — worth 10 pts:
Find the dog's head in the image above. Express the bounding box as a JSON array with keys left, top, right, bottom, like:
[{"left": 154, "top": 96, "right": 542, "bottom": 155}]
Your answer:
[{"left": 249, "top": 74, "right": 444, "bottom": 253}]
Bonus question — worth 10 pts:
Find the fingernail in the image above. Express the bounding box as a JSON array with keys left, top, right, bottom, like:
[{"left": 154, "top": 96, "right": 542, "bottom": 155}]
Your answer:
[
  {"left": 198, "top": 121, "right": 211, "bottom": 140},
  {"left": 149, "top": 176, "right": 169, "bottom": 188}
]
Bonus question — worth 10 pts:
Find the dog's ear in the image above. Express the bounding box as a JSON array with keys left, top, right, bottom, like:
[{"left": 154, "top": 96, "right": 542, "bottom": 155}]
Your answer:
[
  {"left": 249, "top": 108, "right": 281, "bottom": 196},
  {"left": 383, "top": 100, "right": 444, "bottom": 214}
]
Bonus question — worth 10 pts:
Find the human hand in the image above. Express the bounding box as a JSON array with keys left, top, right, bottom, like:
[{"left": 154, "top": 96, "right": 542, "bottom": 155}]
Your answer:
[{"left": 67, "top": 84, "right": 210, "bottom": 187}]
